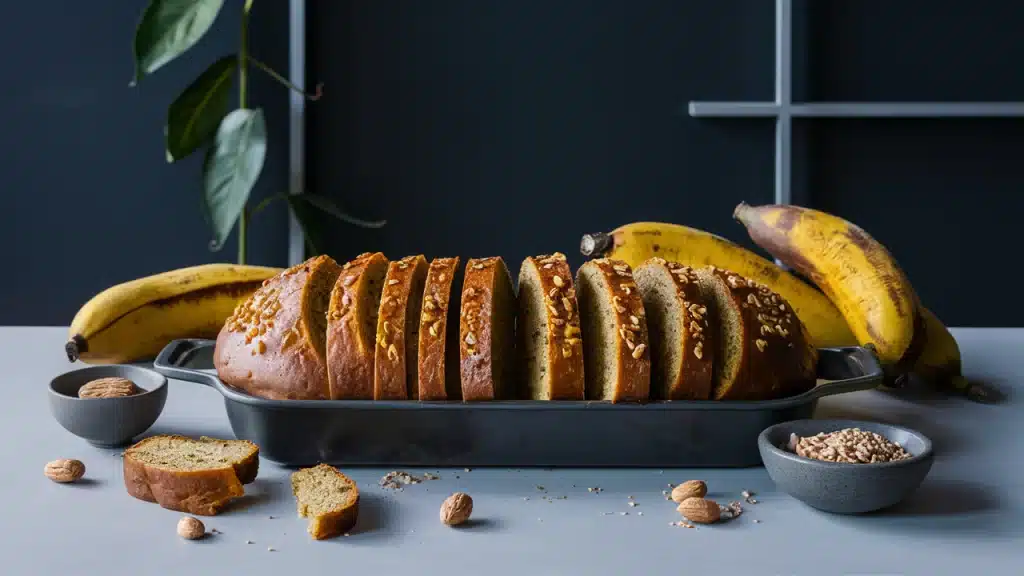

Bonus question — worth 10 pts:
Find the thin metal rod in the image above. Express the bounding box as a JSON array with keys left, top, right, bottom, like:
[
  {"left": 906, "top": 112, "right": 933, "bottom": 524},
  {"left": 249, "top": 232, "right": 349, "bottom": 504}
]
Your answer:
[
  {"left": 689, "top": 101, "right": 1024, "bottom": 118},
  {"left": 287, "top": 0, "right": 306, "bottom": 266},
  {"left": 774, "top": 0, "right": 793, "bottom": 206}
]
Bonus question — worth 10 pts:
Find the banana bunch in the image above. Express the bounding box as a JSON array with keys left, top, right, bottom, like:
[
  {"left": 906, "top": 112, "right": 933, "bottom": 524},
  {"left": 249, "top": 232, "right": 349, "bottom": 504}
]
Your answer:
[
  {"left": 732, "top": 202, "right": 988, "bottom": 402},
  {"left": 67, "top": 263, "right": 282, "bottom": 365},
  {"left": 580, "top": 222, "right": 857, "bottom": 348}
]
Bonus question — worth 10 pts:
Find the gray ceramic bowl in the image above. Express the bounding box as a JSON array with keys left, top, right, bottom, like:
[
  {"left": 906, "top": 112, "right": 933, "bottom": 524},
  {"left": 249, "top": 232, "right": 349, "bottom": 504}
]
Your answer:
[
  {"left": 48, "top": 365, "right": 167, "bottom": 448},
  {"left": 758, "top": 419, "right": 933, "bottom": 514}
]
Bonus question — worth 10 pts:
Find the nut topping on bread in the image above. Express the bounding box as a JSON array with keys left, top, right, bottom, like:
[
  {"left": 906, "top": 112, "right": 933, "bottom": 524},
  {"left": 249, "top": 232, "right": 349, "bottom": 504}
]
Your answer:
[
  {"left": 374, "top": 256, "right": 429, "bottom": 400},
  {"left": 460, "top": 257, "right": 517, "bottom": 401}
]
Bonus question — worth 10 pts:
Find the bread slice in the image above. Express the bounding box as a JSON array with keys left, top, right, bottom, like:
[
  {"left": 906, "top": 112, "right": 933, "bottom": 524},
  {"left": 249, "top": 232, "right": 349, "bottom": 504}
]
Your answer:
[
  {"left": 291, "top": 463, "right": 359, "bottom": 540},
  {"left": 517, "top": 253, "right": 586, "bottom": 400},
  {"left": 215, "top": 255, "right": 342, "bottom": 400},
  {"left": 122, "top": 435, "right": 259, "bottom": 516},
  {"left": 326, "top": 252, "right": 389, "bottom": 399},
  {"left": 374, "top": 255, "right": 429, "bottom": 399},
  {"left": 575, "top": 259, "right": 651, "bottom": 402},
  {"left": 417, "top": 257, "right": 463, "bottom": 401},
  {"left": 460, "top": 256, "right": 518, "bottom": 401},
  {"left": 694, "top": 266, "right": 818, "bottom": 400},
  {"left": 634, "top": 258, "right": 714, "bottom": 400}
]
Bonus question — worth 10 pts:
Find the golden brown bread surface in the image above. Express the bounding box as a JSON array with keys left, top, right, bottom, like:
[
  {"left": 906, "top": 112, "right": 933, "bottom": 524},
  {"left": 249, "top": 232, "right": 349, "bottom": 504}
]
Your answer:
[
  {"left": 374, "top": 255, "right": 429, "bottom": 399},
  {"left": 214, "top": 256, "right": 342, "bottom": 400},
  {"left": 460, "top": 257, "right": 518, "bottom": 401},
  {"left": 695, "top": 266, "right": 818, "bottom": 400},
  {"left": 417, "top": 257, "right": 462, "bottom": 401},
  {"left": 326, "top": 252, "right": 389, "bottom": 399},
  {"left": 634, "top": 258, "right": 714, "bottom": 400},
  {"left": 576, "top": 259, "right": 650, "bottom": 402},
  {"left": 518, "top": 253, "right": 585, "bottom": 400},
  {"left": 122, "top": 435, "right": 259, "bottom": 516},
  {"left": 291, "top": 464, "right": 359, "bottom": 540}
]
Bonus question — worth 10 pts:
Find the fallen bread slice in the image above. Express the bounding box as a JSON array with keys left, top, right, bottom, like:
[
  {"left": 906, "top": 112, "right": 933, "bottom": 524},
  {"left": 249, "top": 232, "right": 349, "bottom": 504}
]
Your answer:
[
  {"left": 327, "top": 252, "right": 389, "bottom": 399},
  {"left": 460, "top": 256, "right": 518, "bottom": 401},
  {"left": 123, "top": 435, "right": 259, "bottom": 516},
  {"left": 417, "top": 257, "right": 463, "bottom": 401},
  {"left": 374, "top": 255, "right": 429, "bottom": 399},
  {"left": 694, "top": 266, "right": 818, "bottom": 400},
  {"left": 291, "top": 463, "right": 360, "bottom": 540},
  {"left": 214, "top": 255, "right": 342, "bottom": 400},
  {"left": 576, "top": 258, "right": 650, "bottom": 402},
  {"left": 634, "top": 258, "right": 713, "bottom": 400},
  {"left": 518, "top": 252, "right": 585, "bottom": 400}
]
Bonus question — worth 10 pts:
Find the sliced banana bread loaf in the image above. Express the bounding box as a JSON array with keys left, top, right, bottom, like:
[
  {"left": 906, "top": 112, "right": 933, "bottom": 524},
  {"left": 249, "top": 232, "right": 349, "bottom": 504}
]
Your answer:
[
  {"left": 326, "top": 252, "right": 389, "bottom": 399},
  {"left": 291, "top": 464, "right": 359, "bottom": 540},
  {"left": 518, "top": 252, "right": 585, "bottom": 400},
  {"left": 123, "top": 435, "right": 259, "bottom": 516},
  {"left": 214, "top": 255, "right": 342, "bottom": 400},
  {"left": 694, "top": 266, "right": 818, "bottom": 400},
  {"left": 575, "top": 258, "right": 650, "bottom": 402},
  {"left": 460, "top": 256, "right": 518, "bottom": 401},
  {"left": 634, "top": 258, "right": 714, "bottom": 400},
  {"left": 417, "top": 257, "right": 463, "bottom": 401},
  {"left": 374, "top": 255, "right": 429, "bottom": 400}
]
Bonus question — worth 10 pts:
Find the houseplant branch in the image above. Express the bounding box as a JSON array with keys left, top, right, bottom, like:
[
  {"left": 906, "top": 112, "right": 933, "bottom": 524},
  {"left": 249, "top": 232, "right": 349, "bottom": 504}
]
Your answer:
[{"left": 130, "top": 0, "right": 385, "bottom": 266}]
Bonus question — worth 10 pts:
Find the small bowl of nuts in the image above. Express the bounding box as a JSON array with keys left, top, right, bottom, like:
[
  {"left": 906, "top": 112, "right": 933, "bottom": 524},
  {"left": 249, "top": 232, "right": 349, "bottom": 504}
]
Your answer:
[
  {"left": 758, "top": 419, "right": 934, "bottom": 515},
  {"left": 48, "top": 365, "right": 167, "bottom": 448}
]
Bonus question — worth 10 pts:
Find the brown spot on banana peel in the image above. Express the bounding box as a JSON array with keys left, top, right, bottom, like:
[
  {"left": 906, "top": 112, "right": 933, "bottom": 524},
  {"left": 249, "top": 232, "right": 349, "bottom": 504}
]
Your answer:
[
  {"left": 841, "top": 226, "right": 916, "bottom": 321},
  {"left": 733, "top": 204, "right": 827, "bottom": 288}
]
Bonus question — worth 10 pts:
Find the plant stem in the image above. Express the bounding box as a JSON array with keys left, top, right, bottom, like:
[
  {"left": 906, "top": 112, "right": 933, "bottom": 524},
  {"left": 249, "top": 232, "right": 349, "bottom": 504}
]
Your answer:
[
  {"left": 246, "top": 56, "right": 322, "bottom": 100},
  {"left": 237, "top": 0, "right": 254, "bottom": 265}
]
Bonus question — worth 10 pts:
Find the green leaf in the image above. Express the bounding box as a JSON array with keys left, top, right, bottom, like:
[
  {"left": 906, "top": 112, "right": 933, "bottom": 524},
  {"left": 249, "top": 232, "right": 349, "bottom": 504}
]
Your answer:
[
  {"left": 132, "top": 0, "right": 225, "bottom": 84},
  {"left": 291, "top": 194, "right": 387, "bottom": 228},
  {"left": 203, "top": 108, "right": 266, "bottom": 250},
  {"left": 165, "top": 55, "right": 236, "bottom": 162}
]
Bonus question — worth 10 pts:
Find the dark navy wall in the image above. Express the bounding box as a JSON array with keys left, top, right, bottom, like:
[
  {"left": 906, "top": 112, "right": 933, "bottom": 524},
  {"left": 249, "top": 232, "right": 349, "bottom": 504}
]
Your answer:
[
  {"left": 0, "top": 1, "right": 291, "bottom": 325},
  {"left": 308, "top": 0, "right": 1020, "bottom": 327}
]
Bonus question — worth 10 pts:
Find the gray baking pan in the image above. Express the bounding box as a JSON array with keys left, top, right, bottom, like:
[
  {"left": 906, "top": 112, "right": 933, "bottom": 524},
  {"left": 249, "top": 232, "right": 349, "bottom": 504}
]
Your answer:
[{"left": 153, "top": 339, "right": 883, "bottom": 468}]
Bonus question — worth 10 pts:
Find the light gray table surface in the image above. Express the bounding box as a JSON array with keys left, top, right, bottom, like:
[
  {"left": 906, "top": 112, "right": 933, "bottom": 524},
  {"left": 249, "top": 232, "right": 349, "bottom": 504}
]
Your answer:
[{"left": 2, "top": 327, "right": 1021, "bottom": 576}]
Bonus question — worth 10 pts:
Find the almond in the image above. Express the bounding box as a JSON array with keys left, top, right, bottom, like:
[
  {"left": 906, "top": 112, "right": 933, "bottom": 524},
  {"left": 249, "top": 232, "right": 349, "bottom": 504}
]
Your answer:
[
  {"left": 671, "top": 480, "right": 707, "bottom": 503},
  {"left": 677, "top": 497, "right": 720, "bottom": 524}
]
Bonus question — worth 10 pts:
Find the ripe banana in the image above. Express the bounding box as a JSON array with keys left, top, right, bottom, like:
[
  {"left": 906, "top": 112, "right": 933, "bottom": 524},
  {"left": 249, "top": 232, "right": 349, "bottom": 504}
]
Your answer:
[
  {"left": 67, "top": 263, "right": 282, "bottom": 364},
  {"left": 580, "top": 222, "right": 858, "bottom": 348},
  {"left": 904, "top": 307, "right": 965, "bottom": 392},
  {"left": 733, "top": 202, "right": 921, "bottom": 367}
]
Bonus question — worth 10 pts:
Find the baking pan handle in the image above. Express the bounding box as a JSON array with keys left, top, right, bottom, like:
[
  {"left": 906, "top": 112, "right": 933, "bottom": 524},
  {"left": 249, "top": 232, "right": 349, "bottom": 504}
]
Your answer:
[
  {"left": 807, "top": 346, "right": 885, "bottom": 400},
  {"left": 153, "top": 339, "right": 219, "bottom": 388}
]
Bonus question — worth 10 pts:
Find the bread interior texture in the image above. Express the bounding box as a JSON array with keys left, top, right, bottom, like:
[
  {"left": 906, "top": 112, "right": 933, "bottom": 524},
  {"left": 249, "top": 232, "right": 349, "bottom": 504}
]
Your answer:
[
  {"left": 517, "top": 261, "right": 549, "bottom": 400},
  {"left": 403, "top": 260, "right": 428, "bottom": 398},
  {"left": 694, "top": 269, "right": 740, "bottom": 398},
  {"left": 128, "top": 437, "right": 252, "bottom": 471},
  {"left": 307, "top": 264, "right": 342, "bottom": 360},
  {"left": 576, "top": 265, "right": 617, "bottom": 400},
  {"left": 292, "top": 465, "right": 354, "bottom": 517},
  {"left": 490, "top": 261, "right": 517, "bottom": 399},
  {"left": 358, "top": 258, "right": 388, "bottom": 342},
  {"left": 634, "top": 265, "right": 681, "bottom": 400}
]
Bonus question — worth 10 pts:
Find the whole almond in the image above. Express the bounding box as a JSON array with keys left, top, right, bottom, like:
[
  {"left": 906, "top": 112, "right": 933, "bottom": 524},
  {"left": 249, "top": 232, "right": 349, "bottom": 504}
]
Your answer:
[
  {"left": 44, "top": 459, "right": 85, "bottom": 483},
  {"left": 671, "top": 480, "right": 707, "bottom": 503},
  {"left": 677, "top": 497, "right": 720, "bottom": 524},
  {"left": 177, "top": 516, "right": 206, "bottom": 540},
  {"left": 440, "top": 492, "right": 473, "bottom": 526},
  {"left": 78, "top": 377, "right": 140, "bottom": 399}
]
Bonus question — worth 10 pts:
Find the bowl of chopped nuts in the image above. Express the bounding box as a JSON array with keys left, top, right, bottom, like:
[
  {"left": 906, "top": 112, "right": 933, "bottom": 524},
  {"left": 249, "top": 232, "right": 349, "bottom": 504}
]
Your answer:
[
  {"left": 758, "top": 419, "right": 934, "bottom": 514},
  {"left": 49, "top": 365, "right": 167, "bottom": 448}
]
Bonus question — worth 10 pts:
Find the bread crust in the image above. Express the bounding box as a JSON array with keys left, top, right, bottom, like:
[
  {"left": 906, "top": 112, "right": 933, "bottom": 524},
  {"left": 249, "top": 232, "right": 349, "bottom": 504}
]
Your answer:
[
  {"left": 291, "top": 464, "right": 359, "bottom": 540},
  {"left": 417, "top": 257, "right": 461, "bottom": 401},
  {"left": 519, "top": 253, "right": 585, "bottom": 400},
  {"left": 374, "top": 255, "right": 429, "bottom": 400},
  {"left": 577, "top": 259, "right": 651, "bottom": 402},
  {"left": 122, "top": 435, "right": 259, "bottom": 516},
  {"left": 635, "top": 258, "right": 714, "bottom": 400},
  {"left": 214, "top": 256, "right": 341, "bottom": 400},
  {"left": 460, "top": 257, "right": 516, "bottom": 401},
  {"left": 701, "top": 266, "right": 818, "bottom": 400},
  {"left": 327, "top": 252, "right": 389, "bottom": 399}
]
